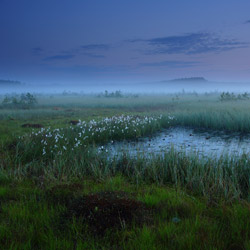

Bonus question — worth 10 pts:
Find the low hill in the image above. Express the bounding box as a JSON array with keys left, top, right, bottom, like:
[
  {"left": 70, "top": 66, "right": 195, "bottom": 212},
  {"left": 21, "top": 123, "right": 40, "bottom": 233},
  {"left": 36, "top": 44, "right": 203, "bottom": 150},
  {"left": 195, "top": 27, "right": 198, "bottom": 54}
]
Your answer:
[
  {"left": 168, "top": 77, "right": 208, "bottom": 83},
  {"left": 0, "top": 79, "right": 23, "bottom": 85}
]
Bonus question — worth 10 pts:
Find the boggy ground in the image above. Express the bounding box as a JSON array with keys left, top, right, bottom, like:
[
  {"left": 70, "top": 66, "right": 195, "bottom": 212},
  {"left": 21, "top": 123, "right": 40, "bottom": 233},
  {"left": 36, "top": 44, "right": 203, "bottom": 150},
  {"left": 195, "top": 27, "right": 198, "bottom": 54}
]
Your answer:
[
  {"left": 1, "top": 93, "right": 250, "bottom": 249},
  {"left": 1, "top": 175, "right": 250, "bottom": 249}
]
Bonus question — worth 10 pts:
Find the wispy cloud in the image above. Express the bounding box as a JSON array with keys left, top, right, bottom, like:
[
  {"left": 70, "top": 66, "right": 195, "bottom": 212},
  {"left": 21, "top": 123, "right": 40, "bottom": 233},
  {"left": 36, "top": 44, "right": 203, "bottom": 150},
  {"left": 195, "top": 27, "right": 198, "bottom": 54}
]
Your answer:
[
  {"left": 32, "top": 47, "right": 43, "bottom": 55},
  {"left": 41, "top": 44, "right": 109, "bottom": 61},
  {"left": 130, "top": 32, "right": 247, "bottom": 55},
  {"left": 80, "top": 44, "right": 110, "bottom": 50},
  {"left": 43, "top": 54, "right": 74, "bottom": 61},
  {"left": 43, "top": 64, "right": 131, "bottom": 75},
  {"left": 140, "top": 60, "right": 200, "bottom": 68},
  {"left": 82, "top": 52, "right": 105, "bottom": 58},
  {"left": 71, "top": 43, "right": 110, "bottom": 58}
]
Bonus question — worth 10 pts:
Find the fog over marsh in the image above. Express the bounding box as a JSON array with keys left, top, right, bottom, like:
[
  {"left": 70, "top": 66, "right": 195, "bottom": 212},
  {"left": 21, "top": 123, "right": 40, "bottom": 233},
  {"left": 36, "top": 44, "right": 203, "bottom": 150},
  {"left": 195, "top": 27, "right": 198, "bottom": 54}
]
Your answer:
[{"left": 1, "top": 79, "right": 250, "bottom": 95}]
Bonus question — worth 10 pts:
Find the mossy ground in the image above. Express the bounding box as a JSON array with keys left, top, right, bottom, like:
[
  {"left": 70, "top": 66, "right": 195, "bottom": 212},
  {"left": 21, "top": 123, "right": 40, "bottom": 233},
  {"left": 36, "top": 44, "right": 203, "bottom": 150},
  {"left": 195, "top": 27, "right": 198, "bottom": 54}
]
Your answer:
[
  {"left": 1, "top": 176, "right": 250, "bottom": 249},
  {"left": 0, "top": 176, "right": 250, "bottom": 249}
]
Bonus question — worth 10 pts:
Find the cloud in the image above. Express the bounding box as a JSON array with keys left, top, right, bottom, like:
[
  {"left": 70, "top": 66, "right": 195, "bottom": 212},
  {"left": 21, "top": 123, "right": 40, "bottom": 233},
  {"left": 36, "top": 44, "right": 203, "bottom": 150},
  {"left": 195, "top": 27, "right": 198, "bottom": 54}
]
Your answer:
[
  {"left": 130, "top": 32, "right": 247, "bottom": 55},
  {"left": 43, "top": 44, "right": 109, "bottom": 60},
  {"left": 80, "top": 44, "right": 110, "bottom": 58},
  {"left": 32, "top": 47, "right": 43, "bottom": 55},
  {"left": 82, "top": 52, "right": 105, "bottom": 58},
  {"left": 43, "top": 64, "right": 131, "bottom": 76},
  {"left": 80, "top": 44, "right": 110, "bottom": 50},
  {"left": 43, "top": 54, "right": 74, "bottom": 61},
  {"left": 140, "top": 60, "right": 200, "bottom": 68}
]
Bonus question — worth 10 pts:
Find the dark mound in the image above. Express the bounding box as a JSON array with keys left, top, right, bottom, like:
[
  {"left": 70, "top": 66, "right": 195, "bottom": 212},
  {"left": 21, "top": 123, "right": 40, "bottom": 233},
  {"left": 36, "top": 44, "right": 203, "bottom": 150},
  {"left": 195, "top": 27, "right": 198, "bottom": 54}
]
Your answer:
[
  {"left": 69, "top": 120, "right": 79, "bottom": 125},
  {"left": 21, "top": 123, "right": 44, "bottom": 128},
  {"left": 65, "top": 191, "right": 150, "bottom": 235}
]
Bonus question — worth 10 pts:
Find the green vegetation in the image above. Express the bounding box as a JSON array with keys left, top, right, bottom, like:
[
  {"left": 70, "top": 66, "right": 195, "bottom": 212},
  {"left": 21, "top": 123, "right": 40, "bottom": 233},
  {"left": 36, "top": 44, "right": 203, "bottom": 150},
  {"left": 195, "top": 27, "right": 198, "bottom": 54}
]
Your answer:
[
  {"left": 96, "top": 90, "right": 139, "bottom": 98},
  {"left": 1, "top": 177, "right": 250, "bottom": 249},
  {"left": 219, "top": 91, "right": 249, "bottom": 102},
  {"left": 1, "top": 91, "right": 250, "bottom": 249},
  {"left": 2, "top": 92, "right": 37, "bottom": 108},
  {"left": 103, "top": 90, "right": 123, "bottom": 98}
]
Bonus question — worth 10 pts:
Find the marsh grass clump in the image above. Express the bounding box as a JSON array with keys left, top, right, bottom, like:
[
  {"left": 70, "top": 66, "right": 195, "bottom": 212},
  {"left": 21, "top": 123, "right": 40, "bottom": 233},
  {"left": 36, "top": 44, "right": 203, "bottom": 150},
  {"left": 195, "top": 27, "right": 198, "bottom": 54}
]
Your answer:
[
  {"left": 3, "top": 143, "right": 250, "bottom": 201},
  {"left": 173, "top": 109, "right": 250, "bottom": 133},
  {"left": 11, "top": 114, "right": 173, "bottom": 163},
  {"left": 45, "top": 183, "right": 84, "bottom": 205}
]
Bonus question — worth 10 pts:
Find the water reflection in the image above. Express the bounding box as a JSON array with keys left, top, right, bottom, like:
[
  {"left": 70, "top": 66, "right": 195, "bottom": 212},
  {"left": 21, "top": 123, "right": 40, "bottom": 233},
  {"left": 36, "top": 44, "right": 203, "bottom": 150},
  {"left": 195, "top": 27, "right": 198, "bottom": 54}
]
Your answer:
[{"left": 105, "top": 127, "right": 250, "bottom": 158}]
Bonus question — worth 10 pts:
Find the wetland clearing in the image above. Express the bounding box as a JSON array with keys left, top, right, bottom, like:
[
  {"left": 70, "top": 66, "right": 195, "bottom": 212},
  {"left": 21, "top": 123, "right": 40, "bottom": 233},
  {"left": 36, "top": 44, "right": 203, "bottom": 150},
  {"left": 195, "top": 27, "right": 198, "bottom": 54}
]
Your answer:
[{"left": 1, "top": 92, "right": 250, "bottom": 249}]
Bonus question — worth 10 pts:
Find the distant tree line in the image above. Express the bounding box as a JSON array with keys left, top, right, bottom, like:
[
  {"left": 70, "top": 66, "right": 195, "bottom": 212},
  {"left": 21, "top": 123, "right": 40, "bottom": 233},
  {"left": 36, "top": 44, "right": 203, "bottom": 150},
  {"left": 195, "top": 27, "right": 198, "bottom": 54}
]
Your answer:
[
  {"left": 0, "top": 79, "right": 22, "bottom": 85},
  {"left": 219, "top": 92, "right": 249, "bottom": 101},
  {"left": 2, "top": 93, "right": 37, "bottom": 108},
  {"left": 97, "top": 90, "right": 138, "bottom": 98}
]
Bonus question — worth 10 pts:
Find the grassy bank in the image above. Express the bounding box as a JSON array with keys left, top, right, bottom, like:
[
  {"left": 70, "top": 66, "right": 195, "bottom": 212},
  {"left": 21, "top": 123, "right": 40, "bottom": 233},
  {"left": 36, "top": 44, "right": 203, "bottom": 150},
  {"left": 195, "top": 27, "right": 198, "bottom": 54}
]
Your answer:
[{"left": 2, "top": 92, "right": 250, "bottom": 141}]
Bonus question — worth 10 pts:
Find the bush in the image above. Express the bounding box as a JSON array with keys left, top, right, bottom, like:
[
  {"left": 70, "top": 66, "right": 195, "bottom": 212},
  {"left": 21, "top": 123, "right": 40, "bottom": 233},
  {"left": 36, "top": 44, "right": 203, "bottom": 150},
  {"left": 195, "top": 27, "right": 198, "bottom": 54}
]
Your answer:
[
  {"left": 220, "top": 92, "right": 249, "bottom": 102},
  {"left": 97, "top": 90, "right": 123, "bottom": 98},
  {"left": 2, "top": 93, "right": 37, "bottom": 108}
]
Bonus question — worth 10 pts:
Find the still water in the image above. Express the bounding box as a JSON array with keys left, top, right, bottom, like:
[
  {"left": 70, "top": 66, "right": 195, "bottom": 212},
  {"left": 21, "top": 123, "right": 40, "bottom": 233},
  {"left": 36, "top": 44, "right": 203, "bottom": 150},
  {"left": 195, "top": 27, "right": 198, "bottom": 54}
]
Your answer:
[{"left": 104, "top": 127, "right": 250, "bottom": 158}]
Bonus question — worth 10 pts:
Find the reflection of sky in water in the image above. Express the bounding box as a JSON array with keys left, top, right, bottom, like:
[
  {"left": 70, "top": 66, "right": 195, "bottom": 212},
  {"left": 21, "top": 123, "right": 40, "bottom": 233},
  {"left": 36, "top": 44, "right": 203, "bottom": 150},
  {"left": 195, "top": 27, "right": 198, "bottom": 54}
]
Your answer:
[{"left": 105, "top": 127, "right": 250, "bottom": 158}]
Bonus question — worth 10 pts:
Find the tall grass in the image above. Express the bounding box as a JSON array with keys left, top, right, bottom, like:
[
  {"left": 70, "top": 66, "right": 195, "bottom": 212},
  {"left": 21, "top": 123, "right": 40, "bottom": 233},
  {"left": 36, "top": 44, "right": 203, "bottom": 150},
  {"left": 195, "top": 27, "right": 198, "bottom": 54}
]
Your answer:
[
  {"left": 2, "top": 141, "right": 250, "bottom": 201},
  {"left": 3, "top": 92, "right": 250, "bottom": 132},
  {"left": 1, "top": 109, "right": 250, "bottom": 201},
  {"left": 12, "top": 114, "right": 173, "bottom": 162},
  {"left": 1, "top": 93, "right": 250, "bottom": 200},
  {"left": 173, "top": 109, "right": 250, "bottom": 133}
]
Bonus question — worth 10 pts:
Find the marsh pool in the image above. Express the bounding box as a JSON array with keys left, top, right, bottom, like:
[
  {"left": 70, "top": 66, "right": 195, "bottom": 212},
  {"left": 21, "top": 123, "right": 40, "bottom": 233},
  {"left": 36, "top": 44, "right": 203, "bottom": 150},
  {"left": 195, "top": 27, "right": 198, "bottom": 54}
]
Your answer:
[{"left": 104, "top": 127, "right": 250, "bottom": 158}]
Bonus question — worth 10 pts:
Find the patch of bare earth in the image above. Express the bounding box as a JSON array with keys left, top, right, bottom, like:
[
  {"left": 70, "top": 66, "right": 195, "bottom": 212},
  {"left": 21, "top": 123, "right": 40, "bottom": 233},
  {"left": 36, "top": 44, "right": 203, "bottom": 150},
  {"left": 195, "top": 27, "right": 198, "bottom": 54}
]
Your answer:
[
  {"left": 21, "top": 123, "right": 44, "bottom": 128},
  {"left": 65, "top": 191, "right": 152, "bottom": 235},
  {"left": 69, "top": 120, "right": 79, "bottom": 125}
]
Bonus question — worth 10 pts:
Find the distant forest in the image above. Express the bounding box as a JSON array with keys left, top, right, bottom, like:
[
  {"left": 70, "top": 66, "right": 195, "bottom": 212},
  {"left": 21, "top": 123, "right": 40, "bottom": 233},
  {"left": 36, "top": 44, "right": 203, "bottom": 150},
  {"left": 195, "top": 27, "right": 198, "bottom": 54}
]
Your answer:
[
  {"left": 0, "top": 79, "right": 22, "bottom": 85},
  {"left": 169, "top": 77, "right": 207, "bottom": 82}
]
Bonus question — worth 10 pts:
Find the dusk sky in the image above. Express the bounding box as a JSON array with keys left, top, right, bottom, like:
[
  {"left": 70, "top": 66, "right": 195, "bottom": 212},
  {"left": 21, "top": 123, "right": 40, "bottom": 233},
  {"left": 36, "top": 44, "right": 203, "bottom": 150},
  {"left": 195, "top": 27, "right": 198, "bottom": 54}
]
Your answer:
[{"left": 1, "top": 0, "right": 250, "bottom": 85}]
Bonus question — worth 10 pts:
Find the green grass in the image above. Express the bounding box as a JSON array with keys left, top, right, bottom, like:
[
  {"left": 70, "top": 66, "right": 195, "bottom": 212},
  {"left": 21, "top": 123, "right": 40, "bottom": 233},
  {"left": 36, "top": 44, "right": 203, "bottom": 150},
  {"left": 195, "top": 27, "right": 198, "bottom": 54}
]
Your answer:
[
  {"left": 1, "top": 92, "right": 250, "bottom": 248},
  {"left": 2, "top": 144, "right": 250, "bottom": 201},
  {"left": 173, "top": 105, "right": 250, "bottom": 133},
  {"left": 0, "top": 177, "right": 250, "bottom": 249},
  {"left": 2, "top": 92, "right": 250, "bottom": 144}
]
